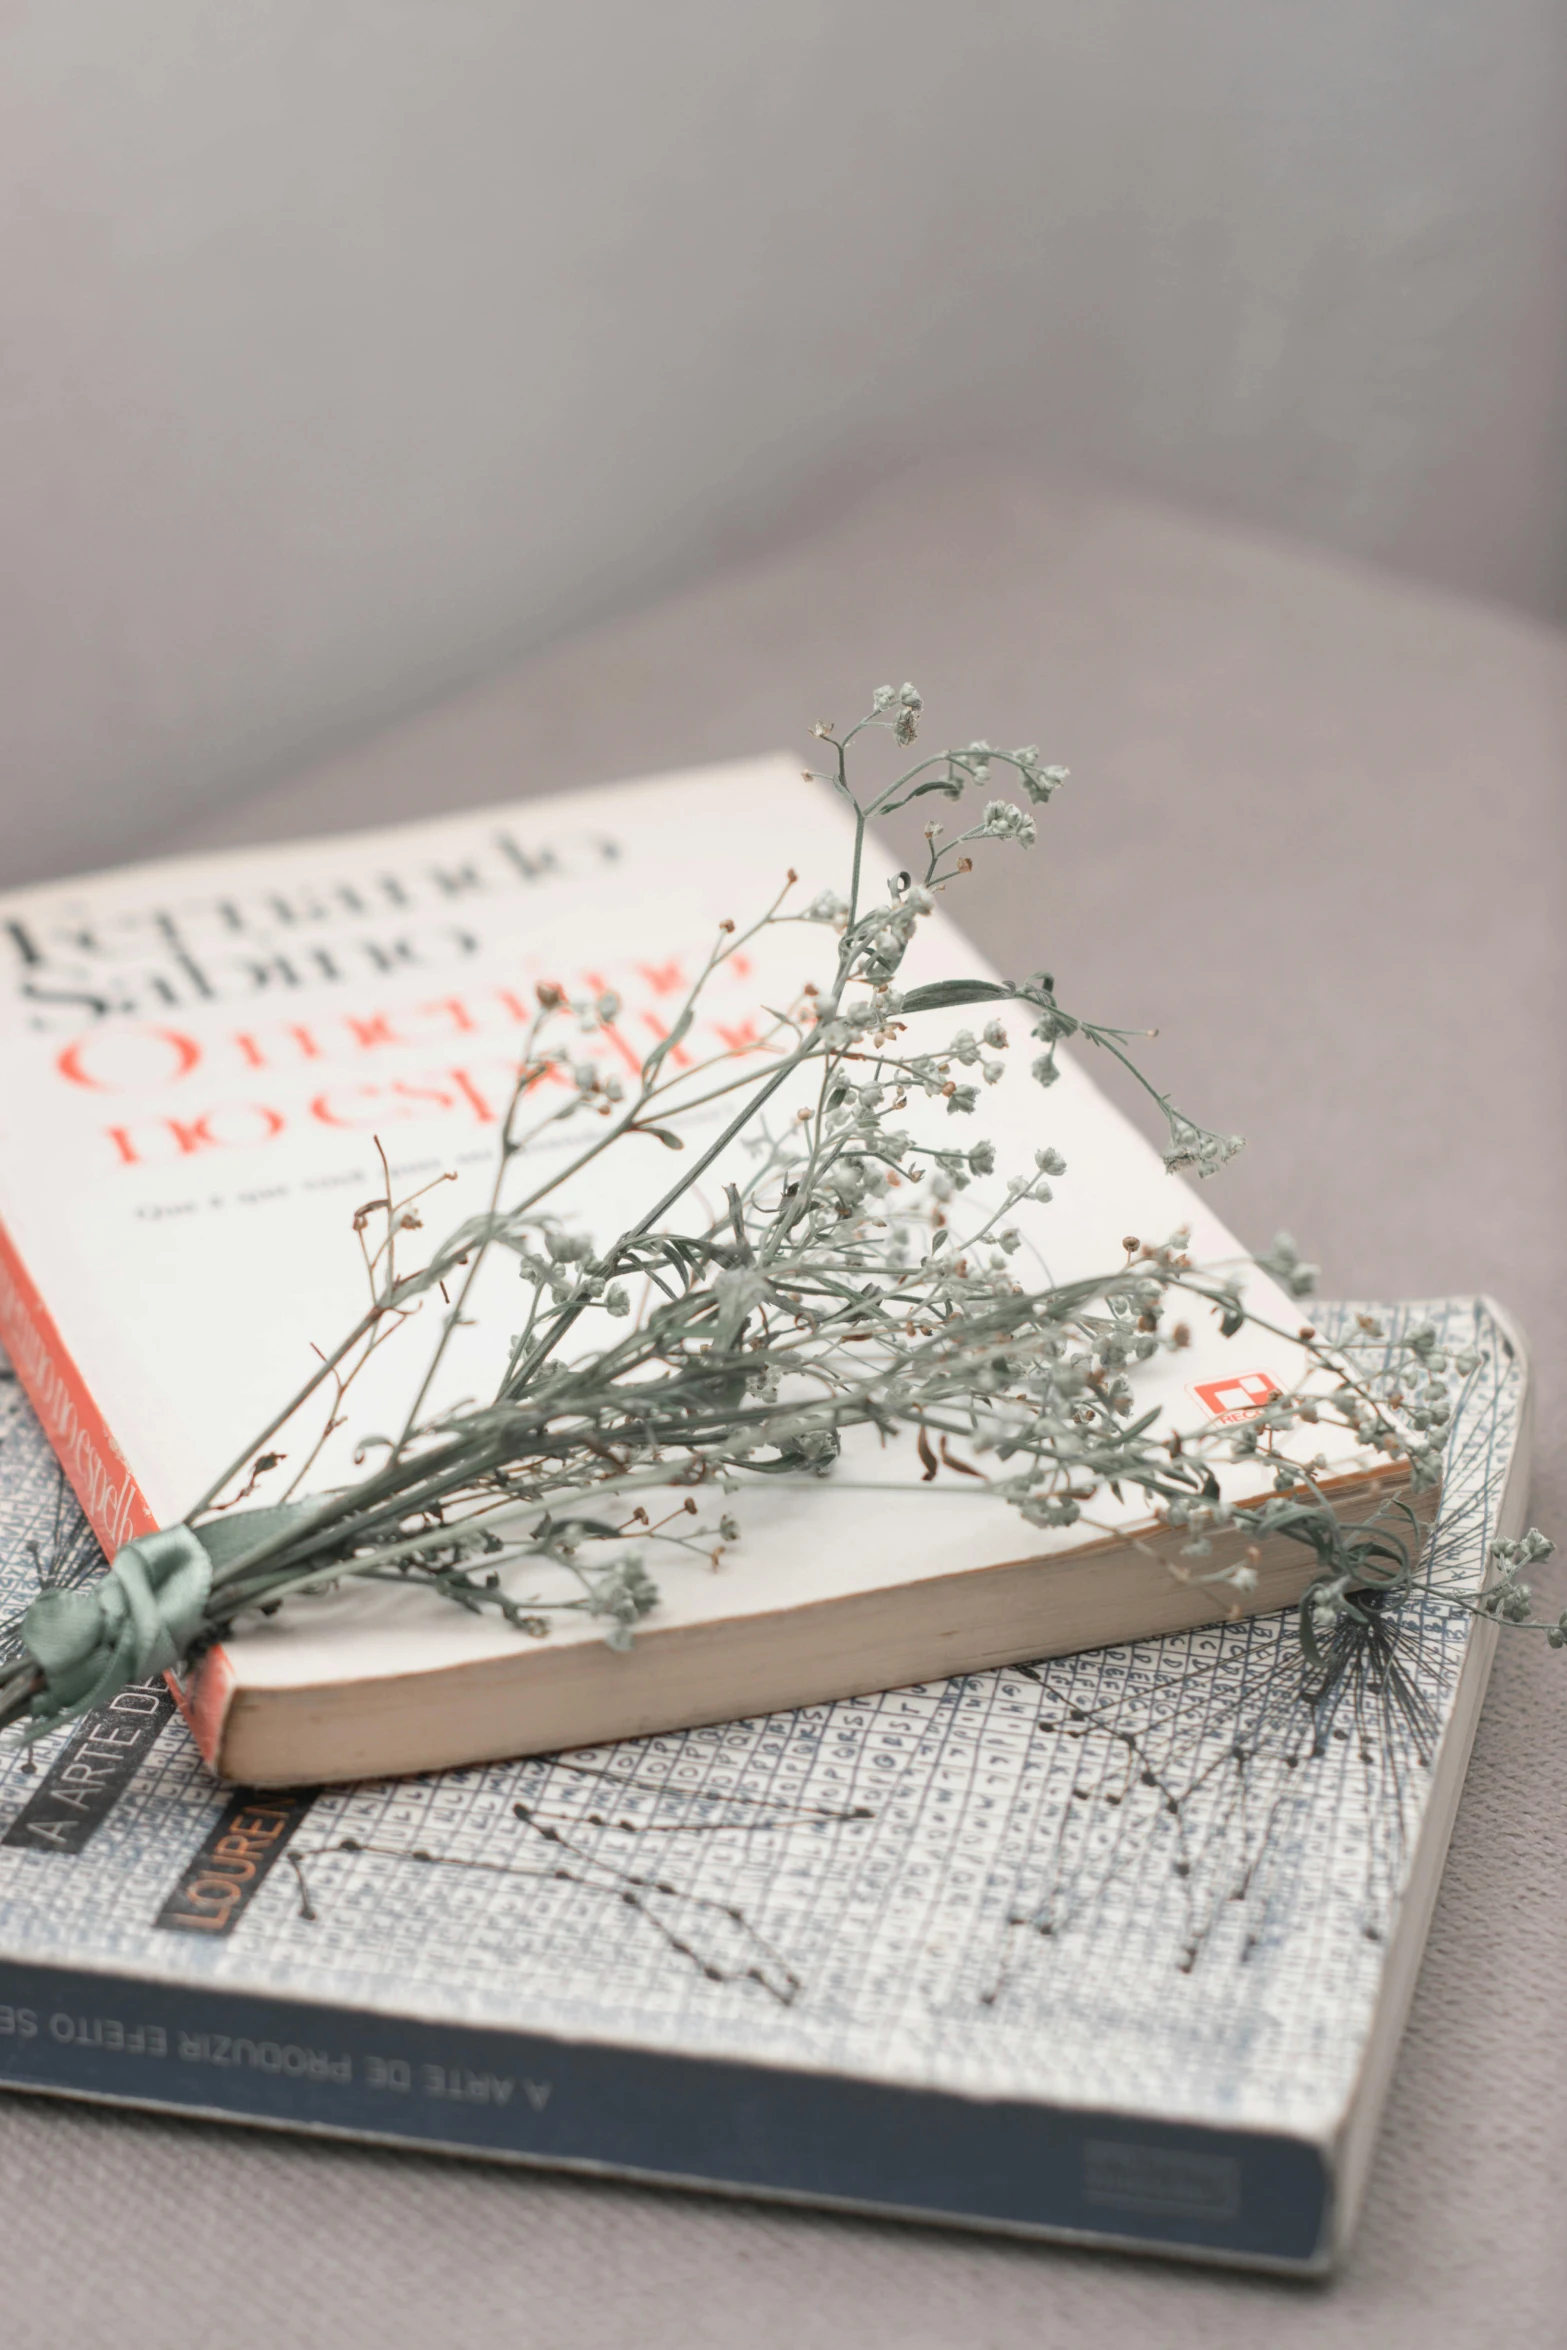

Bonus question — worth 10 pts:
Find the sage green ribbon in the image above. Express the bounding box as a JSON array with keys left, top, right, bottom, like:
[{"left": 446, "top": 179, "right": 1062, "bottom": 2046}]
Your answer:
[{"left": 22, "top": 1525, "right": 213, "bottom": 1738}]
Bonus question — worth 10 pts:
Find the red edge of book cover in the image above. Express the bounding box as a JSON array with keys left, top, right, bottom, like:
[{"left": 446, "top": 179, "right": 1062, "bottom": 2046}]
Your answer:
[{"left": 0, "top": 1211, "right": 231, "bottom": 1766}]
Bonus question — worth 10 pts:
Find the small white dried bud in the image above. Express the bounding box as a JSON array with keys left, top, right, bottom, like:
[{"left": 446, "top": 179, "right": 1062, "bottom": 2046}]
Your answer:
[{"left": 978, "top": 801, "right": 1037, "bottom": 846}]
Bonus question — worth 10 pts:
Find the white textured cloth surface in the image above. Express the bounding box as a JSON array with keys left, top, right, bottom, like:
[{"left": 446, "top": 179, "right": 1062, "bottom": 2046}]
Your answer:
[{"left": 6, "top": 461, "right": 1565, "bottom": 2346}]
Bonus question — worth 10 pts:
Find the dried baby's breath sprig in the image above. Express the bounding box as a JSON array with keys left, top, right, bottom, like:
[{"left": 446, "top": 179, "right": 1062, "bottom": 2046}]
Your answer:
[{"left": 0, "top": 686, "right": 1550, "bottom": 1741}]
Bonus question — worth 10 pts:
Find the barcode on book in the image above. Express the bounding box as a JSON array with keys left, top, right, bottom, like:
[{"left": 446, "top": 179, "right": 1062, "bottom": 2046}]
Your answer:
[{"left": 1083, "top": 2140, "right": 1241, "bottom": 2221}]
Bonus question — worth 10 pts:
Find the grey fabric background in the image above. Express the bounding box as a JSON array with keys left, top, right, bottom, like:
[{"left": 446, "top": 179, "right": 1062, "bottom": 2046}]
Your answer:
[
  {"left": 5, "top": 461, "right": 1565, "bottom": 2346},
  {"left": 5, "top": 5, "right": 1566, "bottom": 890}
]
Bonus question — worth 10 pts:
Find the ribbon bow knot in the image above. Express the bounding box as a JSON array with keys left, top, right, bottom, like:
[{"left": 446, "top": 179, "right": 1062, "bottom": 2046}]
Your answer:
[{"left": 22, "top": 1526, "right": 213, "bottom": 1737}]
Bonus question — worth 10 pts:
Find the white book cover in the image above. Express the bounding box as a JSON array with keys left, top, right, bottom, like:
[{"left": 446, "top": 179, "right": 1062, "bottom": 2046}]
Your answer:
[{"left": 0, "top": 760, "right": 1396, "bottom": 1766}]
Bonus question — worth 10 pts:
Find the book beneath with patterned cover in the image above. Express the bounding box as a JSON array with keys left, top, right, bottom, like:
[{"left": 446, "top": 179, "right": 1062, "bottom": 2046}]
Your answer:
[{"left": 0, "top": 1296, "right": 1528, "bottom": 2272}]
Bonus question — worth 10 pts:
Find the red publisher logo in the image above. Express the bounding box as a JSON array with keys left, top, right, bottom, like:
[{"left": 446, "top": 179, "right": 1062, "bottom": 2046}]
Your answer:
[{"left": 1190, "top": 1370, "right": 1282, "bottom": 1426}]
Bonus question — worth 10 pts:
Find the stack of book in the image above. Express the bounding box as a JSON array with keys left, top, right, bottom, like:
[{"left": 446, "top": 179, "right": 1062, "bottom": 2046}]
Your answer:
[{"left": 0, "top": 762, "right": 1531, "bottom": 2270}]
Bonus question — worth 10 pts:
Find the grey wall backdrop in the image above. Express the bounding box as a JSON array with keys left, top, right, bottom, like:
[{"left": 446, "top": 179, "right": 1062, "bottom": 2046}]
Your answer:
[{"left": 3, "top": 2, "right": 1564, "bottom": 884}]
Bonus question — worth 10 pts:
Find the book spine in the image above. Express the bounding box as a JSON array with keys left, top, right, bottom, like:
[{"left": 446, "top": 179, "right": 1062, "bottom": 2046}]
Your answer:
[
  {"left": 0, "top": 1954, "right": 1330, "bottom": 2272},
  {"left": 0, "top": 1212, "right": 230, "bottom": 1768},
  {"left": 0, "top": 1212, "right": 155, "bottom": 1556}
]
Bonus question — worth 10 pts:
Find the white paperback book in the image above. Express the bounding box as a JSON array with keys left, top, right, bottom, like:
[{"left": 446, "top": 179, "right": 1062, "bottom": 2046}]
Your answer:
[{"left": 0, "top": 760, "right": 1421, "bottom": 1783}]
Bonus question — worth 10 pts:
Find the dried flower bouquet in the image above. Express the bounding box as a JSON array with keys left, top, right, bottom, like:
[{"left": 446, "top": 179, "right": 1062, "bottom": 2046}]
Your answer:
[{"left": 2, "top": 685, "right": 1556, "bottom": 1741}]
